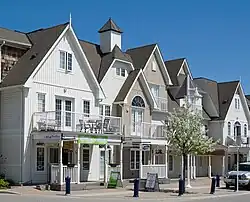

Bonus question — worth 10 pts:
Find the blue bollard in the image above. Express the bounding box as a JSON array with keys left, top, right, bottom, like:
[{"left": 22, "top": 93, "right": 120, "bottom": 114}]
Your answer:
[
  {"left": 65, "top": 176, "right": 71, "bottom": 195},
  {"left": 133, "top": 178, "right": 139, "bottom": 197},
  {"left": 216, "top": 175, "right": 220, "bottom": 187},
  {"left": 178, "top": 179, "right": 184, "bottom": 196},
  {"left": 210, "top": 177, "right": 216, "bottom": 194}
]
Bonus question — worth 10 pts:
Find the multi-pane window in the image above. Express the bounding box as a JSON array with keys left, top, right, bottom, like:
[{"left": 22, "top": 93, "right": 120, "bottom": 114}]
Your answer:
[
  {"left": 235, "top": 98, "right": 240, "bottom": 109},
  {"left": 169, "top": 155, "right": 173, "bottom": 171},
  {"left": 130, "top": 149, "right": 146, "bottom": 170},
  {"left": 244, "top": 124, "right": 248, "bottom": 137},
  {"left": 37, "top": 93, "right": 45, "bottom": 112},
  {"left": 65, "top": 100, "right": 72, "bottom": 127},
  {"left": 82, "top": 147, "right": 90, "bottom": 170},
  {"left": 55, "top": 99, "right": 62, "bottom": 125},
  {"left": 36, "top": 147, "right": 45, "bottom": 171},
  {"left": 99, "top": 104, "right": 111, "bottom": 116},
  {"left": 116, "top": 67, "right": 126, "bottom": 77},
  {"left": 228, "top": 122, "right": 231, "bottom": 136},
  {"left": 83, "top": 100, "right": 90, "bottom": 117},
  {"left": 49, "top": 148, "right": 59, "bottom": 164},
  {"left": 59, "top": 51, "right": 73, "bottom": 71}
]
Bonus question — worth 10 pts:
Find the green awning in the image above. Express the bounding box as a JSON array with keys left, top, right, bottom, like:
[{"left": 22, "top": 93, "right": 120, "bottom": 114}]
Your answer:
[{"left": 78, "top": 134, "right": 108, "bottom": 145}]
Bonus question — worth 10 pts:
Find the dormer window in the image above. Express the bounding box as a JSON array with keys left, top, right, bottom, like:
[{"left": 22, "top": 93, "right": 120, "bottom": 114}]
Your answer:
[
  {"left": 116, "top": 67, "right": 126, "bottom": 77},
  {"left": 60, "top": 51, "right": 72, "bottom": 72}
]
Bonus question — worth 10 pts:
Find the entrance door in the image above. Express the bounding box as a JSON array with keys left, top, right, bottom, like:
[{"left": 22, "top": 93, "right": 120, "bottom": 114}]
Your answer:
[
  {"left": 47, "top": 147, "right": 59, "bottom": 183},
  {"left": 80, "top": 145, "right": 90, "bottom": 182},
  {"left": 55, "top": 98, "right": 73, "bottom": 131},
  {"left": 131, "top": 108, "right": 143, "bottom": 136}
]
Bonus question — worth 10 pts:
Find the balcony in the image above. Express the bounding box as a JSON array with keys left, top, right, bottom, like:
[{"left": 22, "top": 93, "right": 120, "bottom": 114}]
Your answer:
[
  {"left": 32, "top": 111, "right": 122, "bottom": 135},
  {"left": 130, "top": 122, "right": 166, "bottom": 139},
  {"left": 154, "top": 96, "right": 168, "bottom": 112}
]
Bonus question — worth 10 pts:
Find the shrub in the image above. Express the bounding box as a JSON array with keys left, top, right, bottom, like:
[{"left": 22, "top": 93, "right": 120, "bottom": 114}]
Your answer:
[{"left": 0, "top": 179, "right": 9, "bottom": 189}]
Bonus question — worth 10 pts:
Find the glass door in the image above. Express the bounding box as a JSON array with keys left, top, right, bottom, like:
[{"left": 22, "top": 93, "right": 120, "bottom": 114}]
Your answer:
[{"left": 131, "top": 109, "right": 143, "bottom": 136}]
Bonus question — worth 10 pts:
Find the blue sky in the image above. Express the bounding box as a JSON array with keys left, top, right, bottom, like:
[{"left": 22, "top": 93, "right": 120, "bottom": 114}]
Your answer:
[{"left": 1, "top": 1, "right": 249, "bottom": 93}]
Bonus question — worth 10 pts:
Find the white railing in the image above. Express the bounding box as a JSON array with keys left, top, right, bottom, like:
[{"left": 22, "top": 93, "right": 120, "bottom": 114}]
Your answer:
[
  {"left": 155, "top": 96, "right": 168, "bottom": 112},
  {"left": 50, "top": 164, "right": 78, "bottom": 184},
  {"left": 107, "top": 165, "right": 121, "bottom": 180},
  {"left": 141, "top": 165, "right": 166, "bottom": 179},
  {"left": 131, "top": 122, "right": 166, "bottom": 139},
  {"left": 32, "top": 111, "right": 121, "bottom": 135}
]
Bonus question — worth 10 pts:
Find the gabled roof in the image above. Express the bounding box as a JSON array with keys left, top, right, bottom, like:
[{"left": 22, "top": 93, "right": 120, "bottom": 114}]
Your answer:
[
  {"left": 98, "top": 18, "right": 123, "bottom": 33},
  {"left": 165, "top": 58, "right": 185, "bottom": 86},
  {"left": 0, "top": 27, "right": 31, "bottom": 47},
  {"left": 217, "top": 81, "right": 239, "bottom": 120},
  {"left": 246, "top": 95, "right": 250, "bottom": 107},
  {"left": 114, "top": 69, "right": 141, "bottom": 103},
  {"left": 0, "top": 23, "right": 69, "bottom": 88},
  {"left": 126, "top": 44, "right": 156, "bottom": 70}
]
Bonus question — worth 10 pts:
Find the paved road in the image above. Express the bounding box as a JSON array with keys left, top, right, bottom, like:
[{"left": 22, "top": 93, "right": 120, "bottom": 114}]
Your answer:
[{"left": 1, "top": 191, "right": 250, "bottom": 202}]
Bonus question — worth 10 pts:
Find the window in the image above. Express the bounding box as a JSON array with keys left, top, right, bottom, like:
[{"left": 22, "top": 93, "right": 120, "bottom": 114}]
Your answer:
[
  {"left": 204, "top": 125, "right": 208, "bottom": 136},
  {"left": 151, "top": 60, "right": 157, "bottom": 72},
  {"left": 132, "top": 96, "right": 145, "bottom": 107},
  {"left": 36, "top": 147, "right": 45, "bottom": 171},
  {"left": 116, "top": 67, "right": 126, "bottom": 77},
  {"left": 228, "top": 122, "right": 231, "bottom": 136},
  {"left": 55, "top": 99, "right": 62, "bottom": 125},
  {"left": 169, "top": 155, "right": 173, "bottom": 171},
  {"left": 59, "top": 51, "right": 73, "bottom": 71},
  {"left": 65, "top": 100, "right": 72, "bottom": 127},
  {"left": 244, "top": 124, "right": 248, "bottom": 137},
  {"left": 130, "top": 149, "right": 147, "bottom": 170},
  {"left": 234, "top": 122, "right": 241, "bottom": 139},
  {"left": 83, "top": 100, "right": 90, "bottom": 117},
  {"left": 37, "top": 93, "right": 45, "bottom": 112},
  {"left": 82, "top": 147, "right": 90, "bottom": 170},
  {"left": 49, "top": 148, "right": 59, "bottom": 164},
  {"left": 150, "top": 84, "right": 159, "bottom": 98},
  {"left": 99, "top": 104, "right": 111, "bottom": 116},
  {"left": 235, "top": 98, "right": 240, "bottom": 109}
]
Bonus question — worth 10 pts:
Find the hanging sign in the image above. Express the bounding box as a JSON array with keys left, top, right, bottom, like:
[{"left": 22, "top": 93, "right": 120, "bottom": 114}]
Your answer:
[
  {"left": 63, "top": 141, "right": 74, "bottom": 150},
  {"left": 78, "top": 134, "right": 108, "bottom": 145}
]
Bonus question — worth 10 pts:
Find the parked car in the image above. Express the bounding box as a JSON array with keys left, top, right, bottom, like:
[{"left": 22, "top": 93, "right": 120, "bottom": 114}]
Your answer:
[{"left": 224, "top": 162, "right": 250, "bottom": 190}]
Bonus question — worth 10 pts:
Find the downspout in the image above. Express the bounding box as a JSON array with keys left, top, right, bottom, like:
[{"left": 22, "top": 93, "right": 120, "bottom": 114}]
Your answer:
[
  {"left": 20, "top": 87, "right": 24, "bottom": 185},
  {"left": 0, "top": 41, "right": 6, "bottom": 82}
]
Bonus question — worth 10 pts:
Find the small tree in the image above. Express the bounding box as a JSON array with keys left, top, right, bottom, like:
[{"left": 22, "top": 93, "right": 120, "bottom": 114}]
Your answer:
[{"left": 165, "top": 101, "right": 217, "bottom": 189}]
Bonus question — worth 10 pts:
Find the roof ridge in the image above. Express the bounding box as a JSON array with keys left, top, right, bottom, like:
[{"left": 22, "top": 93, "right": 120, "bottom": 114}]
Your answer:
[
  {"left": 27, "top": 22, "right": 69, "bottom": 34},
  {"left": 126, "top": 43, "right": 156, "bottom": 51},
  {"left": 79, "top": 39, "right": 100, "bottom": 46},
  {"left": 165, "top": 58, "right": 186, "bottom": 63},
  {"left": 218, "top": 80, "right": 240, "bottom": 85},
  {"left": 194, "top": 77, "right": 218, "bottom": 83}
]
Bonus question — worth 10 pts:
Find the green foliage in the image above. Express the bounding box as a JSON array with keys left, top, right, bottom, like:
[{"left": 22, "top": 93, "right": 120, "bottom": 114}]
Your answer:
[
  {"left": 165, "top": 100, "right": 218, "bottom": 156},
  {"left": 0, "top": 178, "right": 9, "bottom": 189}
]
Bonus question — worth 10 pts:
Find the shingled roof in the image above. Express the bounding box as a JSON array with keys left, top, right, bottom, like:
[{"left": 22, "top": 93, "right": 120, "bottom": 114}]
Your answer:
[
  {"left": 126, "top": 44, "right": 156, "bottom": 70},
  {"left": 98, "top": 18, "right": 123, "bottom": 33},
  {"left": 0, "top": 22, "right": 69, "bottom": 88},
  {"left": 165, "top": 58, "right": 185, "bottom": 86}
]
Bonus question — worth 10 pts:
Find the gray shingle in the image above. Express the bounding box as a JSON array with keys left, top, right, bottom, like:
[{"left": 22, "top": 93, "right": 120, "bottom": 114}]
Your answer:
[
  {"left": 0, "top": 27, "right": 31, "bottom": 46},
  {"left": 0, "top": 23, "right": 68, "bottom": 87},
  {"left": 126, "top": 44, "right": 156, "bottom": 70},
  {"left": 98, "top": 18, "right": 122, "bottom": 33},
  {"left": 164, "top": 58, "right": 185, "bottom": 86}
]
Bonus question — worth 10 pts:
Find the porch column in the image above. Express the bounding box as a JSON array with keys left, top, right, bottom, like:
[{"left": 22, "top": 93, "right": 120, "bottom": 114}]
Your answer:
[
  {"left": 222, "top": 155, "right": 225, "bottom": 176},
  {"left": 59, "top": 140, "right": 63, "bottom": 185},
  {"left": 120, "top": 143, "right": 123, "bottom": 181},
  {"left": 193, "top": 156, "right": 196, "bottom": 179},
  {"left": 165, "top": 145, "right": 168, "bottom": 178},
  {"left": 77, "top": 142, "right": 80, "bottom": 184},
  {"left": 139, "top": 144, "right": 143, "bottom": 179},
  {"left": 190, "top": 155, "right": 193, "bottom": 179},
  {"left": 104, "top": 145, "right": 108, "bottom": 184},
  {"left": 208, "top": 156, "right": 212, "bottom": 178}
]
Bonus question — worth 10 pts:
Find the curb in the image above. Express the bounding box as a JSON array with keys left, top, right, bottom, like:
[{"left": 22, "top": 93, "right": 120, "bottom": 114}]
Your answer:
[{"left": 0, "top": 189, "right": 21, "bottom": 195}]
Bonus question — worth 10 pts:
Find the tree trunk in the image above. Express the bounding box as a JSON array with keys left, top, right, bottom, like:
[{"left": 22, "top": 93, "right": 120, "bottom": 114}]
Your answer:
[{"left": 182, "top": 154, "right": 187, "bottom": 193}]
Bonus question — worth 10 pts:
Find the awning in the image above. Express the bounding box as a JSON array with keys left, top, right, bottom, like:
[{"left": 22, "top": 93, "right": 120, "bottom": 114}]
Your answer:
[{"left": 78, "top": 134, "right": 108, "bottom": 145}]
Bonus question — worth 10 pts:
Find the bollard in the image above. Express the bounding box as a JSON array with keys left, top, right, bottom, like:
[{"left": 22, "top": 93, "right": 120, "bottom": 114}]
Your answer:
[
  {"left": 210, "top": 177, "right": 216, "bottom": 194},
  {"left": 234, "top": 178, "right": 237, "bottom": 191},
  {"left": 65, "top": 176, "right": 71, "bottom": 195},
  {"left": 133, "top": 178, "right": 139, "bottom": 197},
  {"left": 178, "top": 179, "right": 184, "bottom": 196},
  {"left": 216, "top": 175, "right": 220, "bottom": 187}
]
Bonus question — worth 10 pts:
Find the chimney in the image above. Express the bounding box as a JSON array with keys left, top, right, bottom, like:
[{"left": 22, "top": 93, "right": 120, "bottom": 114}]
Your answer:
[{"left": 98, "top": 18, "right": 123, "bottom": 53}]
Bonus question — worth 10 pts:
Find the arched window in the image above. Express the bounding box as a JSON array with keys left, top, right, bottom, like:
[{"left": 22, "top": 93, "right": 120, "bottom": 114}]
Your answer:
[
  {"left": 234, "top": 121, "right": 241, "bottom": 139},
  {"left": 244, "top": 124, "right": 248, "bottom": 137},
  {"left": 132, "top": 96, "right": 145, "bottom": 108},
  {"left": 228, "top": 122, "right": 231, "bottom": 136}
]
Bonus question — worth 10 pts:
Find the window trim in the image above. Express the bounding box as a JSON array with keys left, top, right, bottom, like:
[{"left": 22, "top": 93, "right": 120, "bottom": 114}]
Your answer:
[
  {"left": 151, "top": 59, "right": 157, "bottom": 72},
  {"left": 130, "top": 149, "right": 140, "bottom": 170},
  {"left": 59, "top": 50, "right": 73, "bottom": 72},
  {"left": 35, "top": 146, "right": 45, "bottom": 172},
  {"left": 82, "top": 145, "right": 90, "bottom": 171},
  {"left": 116, "top": 67, "right": 126, "bottom": 77},
  {"left": 99, "top": 104, "right": 111, "bottom": 116}
]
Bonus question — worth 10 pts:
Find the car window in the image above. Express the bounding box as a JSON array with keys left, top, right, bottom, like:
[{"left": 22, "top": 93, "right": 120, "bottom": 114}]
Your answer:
[{"left": 239, "top": 164, "right": 250, "bottom": 171}]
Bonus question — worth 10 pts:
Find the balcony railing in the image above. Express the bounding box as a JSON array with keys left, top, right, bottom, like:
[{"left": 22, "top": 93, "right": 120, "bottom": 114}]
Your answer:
[
  {"left": 131, "top": 122, "right": 166, "bottom": 139},
  {"left": 32, "top": 111, "right": 122, "bottom": 135},
  {"left": 50, "top": 164, "right": 78, "bottom": 184},
  {"left": 141, "top": 164, "right": 166, "bottom": 178},
  {"left": 154, "top": 96, "right": 168, "bottom": 112}
]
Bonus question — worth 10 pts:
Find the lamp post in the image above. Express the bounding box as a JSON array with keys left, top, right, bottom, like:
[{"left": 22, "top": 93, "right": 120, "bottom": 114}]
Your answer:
[{"left": 236, "top": 145, "right": 239, "bottom": 192}]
